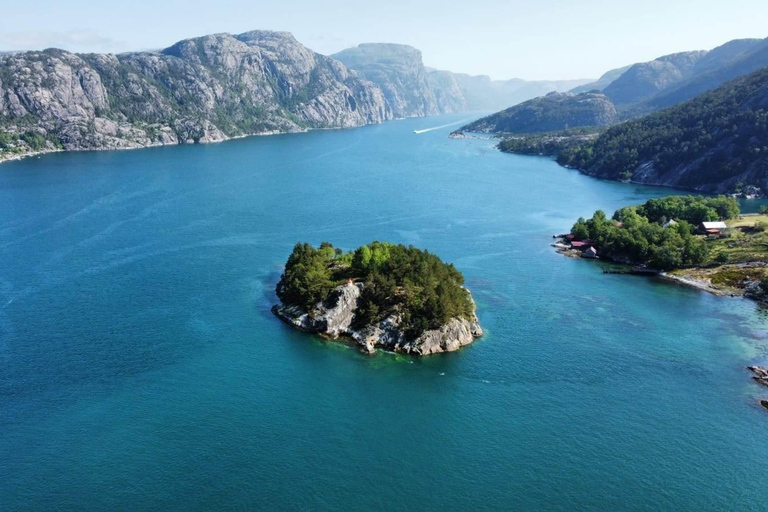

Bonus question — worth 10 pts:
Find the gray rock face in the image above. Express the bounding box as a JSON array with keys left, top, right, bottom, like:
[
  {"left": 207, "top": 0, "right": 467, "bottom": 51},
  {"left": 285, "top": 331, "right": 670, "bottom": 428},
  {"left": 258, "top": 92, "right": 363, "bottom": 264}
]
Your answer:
[
  {"left": 0, "top": 31, "right": 391, "bottom": 160},
  {"left": 332, "top": 44, "right": 440, "bottom": 118},
  {"left": 272, "top": 282, "right": 483, "bottom": 355},
  {"left": 333, "top": 43, "right": 593, "bottom": 117},
  {"left": 460, "top": 91, "right": 618, "bottom": 134}
]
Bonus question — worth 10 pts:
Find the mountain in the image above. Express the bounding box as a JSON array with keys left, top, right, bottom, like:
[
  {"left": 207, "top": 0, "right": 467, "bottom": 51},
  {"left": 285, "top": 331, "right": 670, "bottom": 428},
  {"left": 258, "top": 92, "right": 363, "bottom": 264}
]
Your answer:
[
  {"left": 429, "top": 72, "right": 592, "bottom": 112},
  {"left": 556, "top": 67, "right": 768, "bottom": 194},
  {"left": 334, "top": 43, "right": 592, "bottom": 115},
  {"left": 332, "top": 43, "right": 441, "bottom": 117},
  {"left": 570, "top": 66, "right": 631, "bottom": 93},
  {"left": 602, "top": 51, "right": 709, "bottom": 107},
  {"left": 601, "top": 38, "right": 767, "bottom": 110},
  {"left": 425, "top": 69, "right": 468, "bottom": 113},
  {"left": 0, "top": 31, "right": 391, "bottom": 159},
  {"left": 458, "top": 91, "right": 618, "bottom": 134},
  {"left": 463, "top": 37, "right": 768, "bottom": 136},
  {"left": 634, "top": 38, "right": 768, "bottom": 113}
]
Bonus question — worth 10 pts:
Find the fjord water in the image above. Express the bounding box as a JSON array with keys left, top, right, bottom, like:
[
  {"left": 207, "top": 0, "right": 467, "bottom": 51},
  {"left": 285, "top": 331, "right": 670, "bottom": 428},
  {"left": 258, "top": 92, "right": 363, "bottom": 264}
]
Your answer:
[{"left": 1, "top": 114, "right": 767, "bottom": 511}]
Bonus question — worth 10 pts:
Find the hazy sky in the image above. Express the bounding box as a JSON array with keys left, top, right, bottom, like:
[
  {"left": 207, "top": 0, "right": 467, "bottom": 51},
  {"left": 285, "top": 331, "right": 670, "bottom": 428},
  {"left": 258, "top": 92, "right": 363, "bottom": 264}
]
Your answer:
[{"left": 1, "top": 0, "right": 766, "bottom": 80}]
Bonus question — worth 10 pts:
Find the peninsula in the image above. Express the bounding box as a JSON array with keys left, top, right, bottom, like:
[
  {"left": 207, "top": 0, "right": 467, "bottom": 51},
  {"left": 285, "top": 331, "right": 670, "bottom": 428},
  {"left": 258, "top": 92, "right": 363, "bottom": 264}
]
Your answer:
[
  {"left": 272, "top": 241, "right": 482, "bottom": 355},
  {"left": 556, "top": 195, "right": 768, "bottom": 409}
]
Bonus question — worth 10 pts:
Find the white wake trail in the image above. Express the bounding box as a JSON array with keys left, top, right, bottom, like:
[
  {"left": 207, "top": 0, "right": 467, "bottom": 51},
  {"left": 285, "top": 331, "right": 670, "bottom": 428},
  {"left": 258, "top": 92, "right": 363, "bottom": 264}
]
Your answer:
[{"left": 413, "top": 118, "right": 475, "bottom": 134}]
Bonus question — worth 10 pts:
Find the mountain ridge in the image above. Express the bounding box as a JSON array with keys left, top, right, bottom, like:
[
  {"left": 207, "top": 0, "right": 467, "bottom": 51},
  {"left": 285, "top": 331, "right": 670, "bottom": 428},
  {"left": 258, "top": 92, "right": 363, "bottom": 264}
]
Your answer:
[{"left": 0, "top": 30, "right": 393, "bottom": 161}]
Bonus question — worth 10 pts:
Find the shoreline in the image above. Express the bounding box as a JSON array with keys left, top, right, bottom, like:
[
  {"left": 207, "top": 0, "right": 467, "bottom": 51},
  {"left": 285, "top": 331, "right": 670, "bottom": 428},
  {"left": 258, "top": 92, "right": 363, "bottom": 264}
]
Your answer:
[
  {"left": 0, "top": 127, "right": 309, "bottom": 167},
  {"left": 0, "top": 112, "right": 467, "bottom": 167},
  {"left": 658, "top": 272, "right": 738, "bottom": 297},
  {"left": 498, "top": 145, "right": 767, "bottom": 199}
]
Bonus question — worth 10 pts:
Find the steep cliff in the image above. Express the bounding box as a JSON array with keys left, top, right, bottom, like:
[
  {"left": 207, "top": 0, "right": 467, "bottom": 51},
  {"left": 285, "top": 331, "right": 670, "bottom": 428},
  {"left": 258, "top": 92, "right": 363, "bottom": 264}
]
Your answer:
[
  {"left": 0, "top": 31, "right": 391, "bottom": 161},
  {"left": 332, "top": 43, "right": 441, "bottom": 117},
  {"left": 459, "top": 91, "right": 618, "bottom": 134},
  {"left": 333, "top": 43, "right": 592, "bottom": 116}
]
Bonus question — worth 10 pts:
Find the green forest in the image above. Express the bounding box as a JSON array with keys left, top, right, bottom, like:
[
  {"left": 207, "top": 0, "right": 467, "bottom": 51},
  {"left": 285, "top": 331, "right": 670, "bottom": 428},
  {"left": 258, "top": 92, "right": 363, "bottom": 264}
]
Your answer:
[
  {"left": 570, "top": 196, "right": 740, "bottom": 270},
  {"left": 557, "top": 68, "right": 768, "bottom": 188},
  {"left": 276, "top": 241, "right": 474, "bottom": 338}
]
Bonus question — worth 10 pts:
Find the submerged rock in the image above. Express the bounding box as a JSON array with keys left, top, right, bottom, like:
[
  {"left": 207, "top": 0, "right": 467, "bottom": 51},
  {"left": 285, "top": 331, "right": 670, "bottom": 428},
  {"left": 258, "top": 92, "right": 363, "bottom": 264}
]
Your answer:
[
  {"left": 747, "top": 365, "right": 768, "bottom": 387},
  {"left": 272, "top": 282, "right": 483, "bottom": 355}
]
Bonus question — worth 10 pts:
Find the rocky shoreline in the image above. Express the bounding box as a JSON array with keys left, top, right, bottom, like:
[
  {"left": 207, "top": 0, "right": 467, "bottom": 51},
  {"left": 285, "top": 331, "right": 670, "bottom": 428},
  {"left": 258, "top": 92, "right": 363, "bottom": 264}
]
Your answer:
[
  {"left": 272, "top": 281, "right": 483, "bottom": 355},
  {"left": 0, "top": 127, "right": 306, "bottom": 166}
]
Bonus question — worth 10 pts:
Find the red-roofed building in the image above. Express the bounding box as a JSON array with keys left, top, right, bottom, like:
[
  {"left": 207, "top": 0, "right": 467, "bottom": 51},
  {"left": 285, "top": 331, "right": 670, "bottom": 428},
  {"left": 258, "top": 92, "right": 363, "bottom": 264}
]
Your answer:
[{"left": 571, "top": 241, "right": 588, "bottom": 248}]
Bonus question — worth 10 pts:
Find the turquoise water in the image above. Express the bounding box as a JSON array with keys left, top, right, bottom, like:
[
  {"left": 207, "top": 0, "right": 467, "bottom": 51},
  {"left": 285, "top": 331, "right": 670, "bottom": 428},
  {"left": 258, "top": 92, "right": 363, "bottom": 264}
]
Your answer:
[{"left": 1, "top": 114, "right": 767, "bottom": 511}]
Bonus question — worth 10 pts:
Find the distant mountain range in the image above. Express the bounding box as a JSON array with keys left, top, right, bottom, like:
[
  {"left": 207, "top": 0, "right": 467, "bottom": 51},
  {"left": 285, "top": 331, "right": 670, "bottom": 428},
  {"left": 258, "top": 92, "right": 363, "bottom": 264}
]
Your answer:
[
  {"left": 458, "top": 36, "right": 768, "bottom": 135},
  {"left": 0, "top": 34, "right": 589, "bottom": 161},
  {"left": 496, "top": 67, "right": 768, "bottom": 195},
  {"left": 332, "top": 43, "right": 589, "bottom": 117}
]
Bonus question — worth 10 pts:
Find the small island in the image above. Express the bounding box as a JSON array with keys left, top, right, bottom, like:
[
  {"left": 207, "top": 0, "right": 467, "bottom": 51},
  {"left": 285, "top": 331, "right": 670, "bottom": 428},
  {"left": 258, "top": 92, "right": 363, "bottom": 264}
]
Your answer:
[{"left": 272, "top": 241, "right": 483, "bottom": 355}]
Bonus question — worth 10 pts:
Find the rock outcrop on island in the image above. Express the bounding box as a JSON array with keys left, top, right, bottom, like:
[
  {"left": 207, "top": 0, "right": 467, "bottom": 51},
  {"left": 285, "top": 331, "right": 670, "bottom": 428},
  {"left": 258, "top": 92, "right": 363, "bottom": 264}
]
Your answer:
[
  {"left": 271, "top": 241, "right": 483, "bottom": 355},
  {"left": 0, "top": 30, "right": 391, "bottom": 160},
  {"left": 273, "top": 281, "right": 482, "bottom": 355},
  {"left": 458, "top": 91, "right": 618, "bottom": 134}
]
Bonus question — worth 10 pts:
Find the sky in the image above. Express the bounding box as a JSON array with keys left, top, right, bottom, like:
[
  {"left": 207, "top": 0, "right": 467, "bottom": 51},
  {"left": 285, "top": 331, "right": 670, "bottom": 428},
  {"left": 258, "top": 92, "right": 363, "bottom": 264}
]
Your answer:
[{"left": 1, "top": 0, "right": 766, "bottom": 81}]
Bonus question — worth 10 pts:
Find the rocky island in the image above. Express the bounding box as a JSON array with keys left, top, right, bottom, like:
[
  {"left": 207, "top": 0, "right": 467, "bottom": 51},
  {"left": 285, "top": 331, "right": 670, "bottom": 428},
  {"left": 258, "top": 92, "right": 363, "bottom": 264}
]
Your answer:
[{"left": 272, "top": 241, "right": 482, "bottom": 355}]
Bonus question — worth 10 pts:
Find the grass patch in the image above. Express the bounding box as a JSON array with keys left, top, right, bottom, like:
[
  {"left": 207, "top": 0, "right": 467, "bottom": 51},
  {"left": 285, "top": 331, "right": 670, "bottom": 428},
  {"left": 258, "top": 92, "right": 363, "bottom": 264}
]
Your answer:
[{"left": 727, "top": 214, "right": 768, "bottom": 228}]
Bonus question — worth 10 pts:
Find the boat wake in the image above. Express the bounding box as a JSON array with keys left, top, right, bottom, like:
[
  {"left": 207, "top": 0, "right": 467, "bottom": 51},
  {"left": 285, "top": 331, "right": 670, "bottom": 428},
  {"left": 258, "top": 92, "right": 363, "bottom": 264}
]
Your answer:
[{"left": 413, "top": 118, "right": 474, "bottom": 134}]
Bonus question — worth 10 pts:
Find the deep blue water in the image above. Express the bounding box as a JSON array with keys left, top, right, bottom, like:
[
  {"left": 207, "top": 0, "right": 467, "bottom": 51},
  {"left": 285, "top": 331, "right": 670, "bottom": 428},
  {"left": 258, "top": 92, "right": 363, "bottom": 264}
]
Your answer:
[{"left": 1, "top": 114, "right": 767, "bottom": 511}]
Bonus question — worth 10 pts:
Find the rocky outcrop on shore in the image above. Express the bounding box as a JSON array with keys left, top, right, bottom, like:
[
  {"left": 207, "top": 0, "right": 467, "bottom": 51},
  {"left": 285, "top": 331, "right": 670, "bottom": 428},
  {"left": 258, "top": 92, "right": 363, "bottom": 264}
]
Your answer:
[
  {"left": 272, "top": 282, "right": 483, "bottom": 355},
  {"left": 748, "top": 366, "right": 768, "bottom": 388},
  {"left": 0, "top": 31, "right": 391, "bottom": 161},
  {"left": 747, "top": 366, "right": 768, "bottom": 412}
]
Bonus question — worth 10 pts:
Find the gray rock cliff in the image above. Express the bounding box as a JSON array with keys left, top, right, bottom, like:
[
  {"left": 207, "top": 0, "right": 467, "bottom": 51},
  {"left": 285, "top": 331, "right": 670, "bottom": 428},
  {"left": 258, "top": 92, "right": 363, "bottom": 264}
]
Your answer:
[
  {"left": 0, "top": 31, "right": 391, "bottom": 160},
  {"left": 272, "top": 282, "right": 483, "bottom": 355}
]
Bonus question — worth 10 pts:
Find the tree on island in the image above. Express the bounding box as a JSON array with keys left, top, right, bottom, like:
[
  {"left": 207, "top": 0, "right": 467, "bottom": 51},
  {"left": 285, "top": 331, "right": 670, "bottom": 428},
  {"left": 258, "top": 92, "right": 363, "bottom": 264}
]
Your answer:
[{"left": 276, "top": 241, "right": 474, "bottom": 338}]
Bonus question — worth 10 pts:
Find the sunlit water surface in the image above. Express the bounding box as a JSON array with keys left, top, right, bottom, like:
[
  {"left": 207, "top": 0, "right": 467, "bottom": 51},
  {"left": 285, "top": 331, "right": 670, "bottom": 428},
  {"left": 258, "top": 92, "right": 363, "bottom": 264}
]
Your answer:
[{"left": 1, "top": 114, "right": 767, "bottom": 510}]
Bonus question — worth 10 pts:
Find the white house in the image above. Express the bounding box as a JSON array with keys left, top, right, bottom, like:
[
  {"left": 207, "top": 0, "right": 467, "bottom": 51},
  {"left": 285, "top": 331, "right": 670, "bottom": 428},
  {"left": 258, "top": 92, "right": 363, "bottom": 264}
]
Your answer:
[
  {"left": 663, "top": 219, "right": 678, "bottom": 228},
  {"left": 699, "top": 221, "right": 728, "bottom": 235}
]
